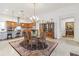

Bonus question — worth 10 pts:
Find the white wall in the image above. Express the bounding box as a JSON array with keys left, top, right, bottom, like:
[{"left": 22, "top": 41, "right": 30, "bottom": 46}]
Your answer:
[
  {"left": 0, "top": 15, "right": 32, "bottom": 23},
  {"left": 0, "top": 15, "right": 16, "bottom": 22},
  {"left": 74, "top": 15, "right": 79, "bottom": 42},
  {"left": 61, "top": 18, "right": 74, "bottom": 37},
  {"left": 38, "top": 4, "right": 79, "bottom": 40}
]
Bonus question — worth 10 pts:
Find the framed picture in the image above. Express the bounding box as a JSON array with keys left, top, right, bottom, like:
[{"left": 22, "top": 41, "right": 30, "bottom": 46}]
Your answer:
[{"left": 65, "top": 22, "right": 74, "bottom": 30}]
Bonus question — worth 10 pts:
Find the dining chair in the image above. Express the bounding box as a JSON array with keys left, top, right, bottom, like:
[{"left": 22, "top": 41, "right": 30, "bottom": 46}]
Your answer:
[
  {"left": 40, "top": 32, "right": 46, "bottom": 49},
  {"left": 20, "top": 31, "right": 29, "bottom": 48}
]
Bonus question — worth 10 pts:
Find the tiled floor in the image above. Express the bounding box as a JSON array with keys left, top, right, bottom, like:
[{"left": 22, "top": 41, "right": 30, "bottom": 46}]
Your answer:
[
  {"left": 0, "top": 38, "right": 21, "bottom": 56},
  {"left": 51, "top": 38, "right": 79, "bottom": 56},
  {"left": 0, "top": 37, "right": 79, "bottom": 56}
]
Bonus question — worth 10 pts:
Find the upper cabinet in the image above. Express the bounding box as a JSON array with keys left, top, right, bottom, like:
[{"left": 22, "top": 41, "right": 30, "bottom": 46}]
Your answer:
[
  {"left": 6, "top": 21, "right": 17, "bottom": 28},
  {"left": 20, "top": 23, "right": 33, "bottom": 28},
  {"left": 6, "top": 21, "right": 33, "bottom": 28}
]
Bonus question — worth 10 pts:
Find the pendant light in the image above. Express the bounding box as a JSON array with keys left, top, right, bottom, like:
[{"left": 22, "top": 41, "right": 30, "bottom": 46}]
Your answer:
[
  {"left": 32, "top": 3, "right": 36, "bottom": 26},
  {"left": 15, "top": 10, "right": 24, "bottom": 31},
  {"left": 15, "top": 16, "right": 21, "bottom": 30},
  {"left": 32, "top": 3, "right": 39, "bottom": 26}
]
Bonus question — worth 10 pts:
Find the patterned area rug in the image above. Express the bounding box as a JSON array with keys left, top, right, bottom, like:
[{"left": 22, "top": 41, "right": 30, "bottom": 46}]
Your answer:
[{"left": 9, "top": 39, "right": 58, "bottom": 56}]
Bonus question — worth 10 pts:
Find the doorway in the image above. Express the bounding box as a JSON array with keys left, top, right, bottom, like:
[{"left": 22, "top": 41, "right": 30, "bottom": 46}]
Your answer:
[{"left": 61, "top": 17, "right": 75, "bottom": 39}]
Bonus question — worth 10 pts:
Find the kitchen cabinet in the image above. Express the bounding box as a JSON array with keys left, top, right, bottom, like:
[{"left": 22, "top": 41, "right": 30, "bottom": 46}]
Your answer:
[
  {"left": 6, "top": 21, "right": 17, "bottom": 28},
  {"left": 20, "top": 23, "right": 33, "bottom": 28},
  {"left": 0, "top": 32, "right": 7, "bottom": 40}
]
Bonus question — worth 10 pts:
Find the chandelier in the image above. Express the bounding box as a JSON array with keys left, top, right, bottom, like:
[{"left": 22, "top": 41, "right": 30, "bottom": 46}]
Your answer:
[{"left": 30, "top": 3, "right": 39, "bottom": 26}]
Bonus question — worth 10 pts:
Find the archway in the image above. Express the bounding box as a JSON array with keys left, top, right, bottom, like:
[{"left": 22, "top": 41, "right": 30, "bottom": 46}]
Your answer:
[{"left": 60, "top": 17, "right": 75, "bottom": 39}]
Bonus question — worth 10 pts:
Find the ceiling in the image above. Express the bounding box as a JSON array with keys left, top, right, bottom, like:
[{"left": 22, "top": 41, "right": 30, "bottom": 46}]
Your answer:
[{"left": 0, "top": 3, "right": 78, "bottom": 19}]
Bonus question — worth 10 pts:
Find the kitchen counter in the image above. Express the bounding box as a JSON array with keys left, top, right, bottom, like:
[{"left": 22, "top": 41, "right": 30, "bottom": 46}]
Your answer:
[{"left": 0, "top": 31, "right": 23, "bottom": 40}]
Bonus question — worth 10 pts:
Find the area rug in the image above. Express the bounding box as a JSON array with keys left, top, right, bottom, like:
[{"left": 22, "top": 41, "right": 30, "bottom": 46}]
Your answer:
[{"left": 9, "top": 39, "right": 58, "bottom": 56}]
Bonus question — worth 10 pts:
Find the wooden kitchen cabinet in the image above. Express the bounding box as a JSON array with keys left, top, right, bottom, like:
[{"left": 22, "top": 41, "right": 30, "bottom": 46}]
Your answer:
[
  {"left": 6, "top": 21, "right": 33, "bottom": 28},
  {"left": 20, "top": 23, "right": 33, "bottom": 28},
  {"left": 6, "top": 21, "right": 17, "bottom": 28}
]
